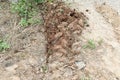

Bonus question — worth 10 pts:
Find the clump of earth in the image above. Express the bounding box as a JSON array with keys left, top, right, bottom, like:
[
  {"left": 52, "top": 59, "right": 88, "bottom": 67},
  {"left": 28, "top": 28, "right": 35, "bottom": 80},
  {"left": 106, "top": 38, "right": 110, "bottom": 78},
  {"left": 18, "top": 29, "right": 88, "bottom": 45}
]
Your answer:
[{"left": 43, "top": 2, "right": 86, "bottom": 63}]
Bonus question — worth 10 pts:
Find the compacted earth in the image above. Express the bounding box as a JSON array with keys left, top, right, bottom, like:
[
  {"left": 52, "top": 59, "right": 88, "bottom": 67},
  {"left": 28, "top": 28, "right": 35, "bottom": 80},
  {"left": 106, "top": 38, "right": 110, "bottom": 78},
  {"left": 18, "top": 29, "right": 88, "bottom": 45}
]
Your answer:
[{"left": 0, "top": 0, "right": 120, "bottom": 80}]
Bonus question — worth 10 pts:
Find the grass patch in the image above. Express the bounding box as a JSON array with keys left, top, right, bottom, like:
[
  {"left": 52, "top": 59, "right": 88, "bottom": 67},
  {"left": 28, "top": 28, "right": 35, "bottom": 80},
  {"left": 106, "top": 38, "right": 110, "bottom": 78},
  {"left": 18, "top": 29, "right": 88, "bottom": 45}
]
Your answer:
[
  {"left": 41, "top": 65, "right": 48, "bottom": 72},
  {"left": 83, "top": 39, "right": 96, "bottom": 49},
  {"left": 80, "top": 76, "right": 92, "bottom": 80},
  {"left": 11, "top": 0, "right": 53, "bottom": 27},
  {"left": 0, "top": 40, "right": 10, "bottom": 52},
  {"left": 80, "top": 78, "right": 92, "bottom": 80}
]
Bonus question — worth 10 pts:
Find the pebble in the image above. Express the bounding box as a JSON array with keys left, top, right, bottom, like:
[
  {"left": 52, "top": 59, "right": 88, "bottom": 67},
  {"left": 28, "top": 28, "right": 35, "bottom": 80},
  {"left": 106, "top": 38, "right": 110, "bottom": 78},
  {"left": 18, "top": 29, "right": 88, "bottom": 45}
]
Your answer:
[
  {"left": 5, "top": 64, "right": 18, "bottom": 73},
  {"left": 75, "top": 61, "right": 86, "bottom": 70}
]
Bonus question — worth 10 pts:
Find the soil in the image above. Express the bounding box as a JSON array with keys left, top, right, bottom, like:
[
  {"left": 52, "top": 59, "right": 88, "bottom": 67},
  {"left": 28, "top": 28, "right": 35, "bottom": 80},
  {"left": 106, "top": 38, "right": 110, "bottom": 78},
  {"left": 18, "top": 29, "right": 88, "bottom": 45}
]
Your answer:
[
  {"left": 43, "top": 2, "right": 86, "bottom": 63},
  {"left": 0, "top": 0, "right": 120, "bottom": 80}
]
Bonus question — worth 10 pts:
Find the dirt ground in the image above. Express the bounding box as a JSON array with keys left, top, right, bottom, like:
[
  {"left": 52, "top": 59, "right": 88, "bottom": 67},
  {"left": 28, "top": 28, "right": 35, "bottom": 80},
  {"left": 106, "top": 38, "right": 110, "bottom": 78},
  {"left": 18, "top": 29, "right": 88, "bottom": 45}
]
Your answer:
[{"left": 0, "top": 0, "right": 120, "bottom": 80}]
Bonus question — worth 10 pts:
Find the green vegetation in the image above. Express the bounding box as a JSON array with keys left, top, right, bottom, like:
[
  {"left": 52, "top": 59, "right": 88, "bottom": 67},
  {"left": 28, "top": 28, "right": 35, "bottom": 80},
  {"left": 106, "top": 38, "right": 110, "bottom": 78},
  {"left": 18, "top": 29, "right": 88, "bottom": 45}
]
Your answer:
[
  {"left": 83, "top": 39, "right": 96, "bottom": 49},
  {"left": 41, "top": 65, "right": 48, "bottom": 72},
  {"left": 80, "top": 76, "right": 92, "bottom": 80},
  {"left": 0, "top": 40, "right": 10, "bottom": 52},
  {"left": 11, "top": 0, "right": 53, "bottom": 27}
]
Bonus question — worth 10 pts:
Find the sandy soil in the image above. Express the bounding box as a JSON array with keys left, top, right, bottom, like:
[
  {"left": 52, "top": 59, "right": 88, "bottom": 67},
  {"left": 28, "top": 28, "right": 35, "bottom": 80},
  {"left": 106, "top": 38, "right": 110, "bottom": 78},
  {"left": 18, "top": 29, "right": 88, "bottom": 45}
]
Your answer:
[{"left": 64, "top": 0, "right": 120, "bottom": 79}]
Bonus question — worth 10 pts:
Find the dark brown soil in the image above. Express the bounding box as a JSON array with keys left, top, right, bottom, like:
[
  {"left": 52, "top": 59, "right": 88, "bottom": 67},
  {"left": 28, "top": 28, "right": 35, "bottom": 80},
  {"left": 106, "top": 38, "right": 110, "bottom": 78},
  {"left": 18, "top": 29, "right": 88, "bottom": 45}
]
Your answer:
[{"left": 43, "top": 2, "right": 86, "bottom": 63}]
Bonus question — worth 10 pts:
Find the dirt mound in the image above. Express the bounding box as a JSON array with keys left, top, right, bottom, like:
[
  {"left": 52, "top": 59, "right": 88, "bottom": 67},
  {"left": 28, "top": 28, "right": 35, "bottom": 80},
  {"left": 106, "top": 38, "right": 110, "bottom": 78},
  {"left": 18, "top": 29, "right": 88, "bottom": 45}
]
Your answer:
[{"left": 43, "top": 2, "right": 86, "bottom": 63}]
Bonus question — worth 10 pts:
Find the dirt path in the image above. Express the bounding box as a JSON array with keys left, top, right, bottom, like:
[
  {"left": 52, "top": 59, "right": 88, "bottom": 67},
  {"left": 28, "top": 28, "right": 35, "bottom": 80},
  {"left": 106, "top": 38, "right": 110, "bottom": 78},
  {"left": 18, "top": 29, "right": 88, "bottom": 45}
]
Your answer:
[
  {"left": 64, "top": 0, "right": 120, "bottom": 79},
  {"left": 96, "top": 3, "right": 120, "bottom": 78}
]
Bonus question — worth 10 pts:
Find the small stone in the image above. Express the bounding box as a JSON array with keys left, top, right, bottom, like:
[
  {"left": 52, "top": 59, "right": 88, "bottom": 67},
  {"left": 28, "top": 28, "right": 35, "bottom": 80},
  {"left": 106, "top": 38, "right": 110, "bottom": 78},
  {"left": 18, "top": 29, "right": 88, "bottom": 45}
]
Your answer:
[
  {"left": 75, "top": 61, "right": 86, "bottom": 70},
  {"left": 5, "top": 62, "right": 14, "bottom": 67},
  {"left": 5, "top": 64, "right": 18, "bottom": 73}
]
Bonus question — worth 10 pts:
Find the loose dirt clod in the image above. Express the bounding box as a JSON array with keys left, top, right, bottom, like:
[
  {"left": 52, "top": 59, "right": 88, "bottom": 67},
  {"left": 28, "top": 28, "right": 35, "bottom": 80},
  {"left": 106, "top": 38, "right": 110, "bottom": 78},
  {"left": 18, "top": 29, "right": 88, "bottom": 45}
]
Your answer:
[{"left": 43, "top": 2, "right": 86, "bottom": 63}]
